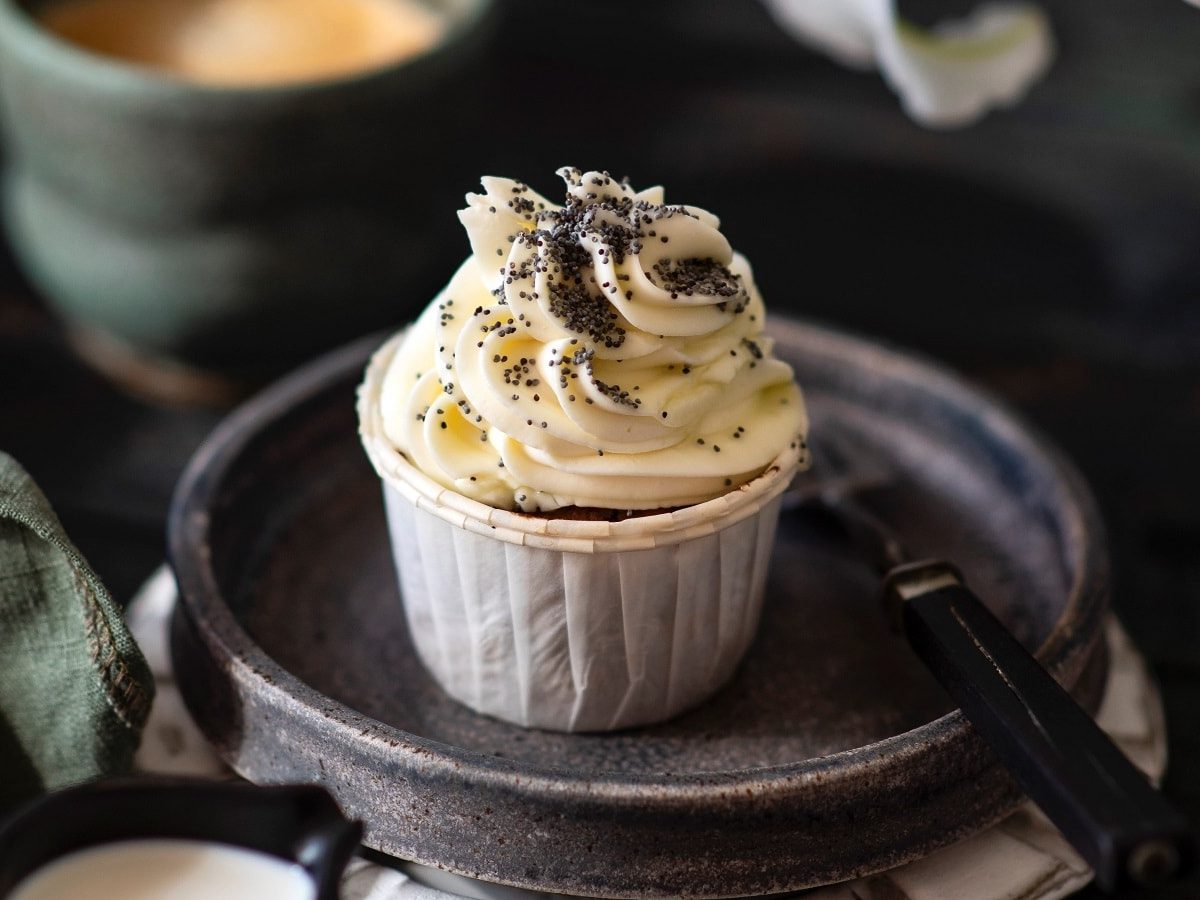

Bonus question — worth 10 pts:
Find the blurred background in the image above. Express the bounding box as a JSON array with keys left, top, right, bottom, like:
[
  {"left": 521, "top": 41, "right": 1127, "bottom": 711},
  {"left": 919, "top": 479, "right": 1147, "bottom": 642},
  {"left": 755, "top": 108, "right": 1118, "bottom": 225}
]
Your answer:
[{"left": 0, "top": 2, "right": 1198, "bottom": 895}]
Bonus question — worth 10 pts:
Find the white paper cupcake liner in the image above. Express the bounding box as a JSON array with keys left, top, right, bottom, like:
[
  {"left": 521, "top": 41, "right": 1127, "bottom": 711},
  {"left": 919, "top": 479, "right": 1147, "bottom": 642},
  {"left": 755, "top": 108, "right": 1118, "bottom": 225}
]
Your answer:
[{"left": 360, "top": 334, "right": 802, "bottom": 732}]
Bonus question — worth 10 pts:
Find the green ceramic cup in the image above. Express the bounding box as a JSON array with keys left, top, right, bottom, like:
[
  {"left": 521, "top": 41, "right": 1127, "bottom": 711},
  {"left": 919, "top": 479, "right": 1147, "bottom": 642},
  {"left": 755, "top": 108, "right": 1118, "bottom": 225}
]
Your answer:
[{"left": 0, "top": 0, "right": 492, "bottom": 379}]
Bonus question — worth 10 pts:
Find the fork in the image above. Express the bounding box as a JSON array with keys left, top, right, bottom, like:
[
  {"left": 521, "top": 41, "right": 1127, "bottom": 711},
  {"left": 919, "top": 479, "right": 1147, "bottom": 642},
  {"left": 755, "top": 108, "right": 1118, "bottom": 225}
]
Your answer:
[{"left": 784, "top": 432, "right": 1196, "bottom": 893}]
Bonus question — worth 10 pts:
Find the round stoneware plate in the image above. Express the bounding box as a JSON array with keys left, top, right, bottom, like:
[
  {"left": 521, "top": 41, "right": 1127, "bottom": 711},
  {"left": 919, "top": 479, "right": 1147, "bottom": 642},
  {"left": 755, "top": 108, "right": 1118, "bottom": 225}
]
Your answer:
[{"left": 168, "top": 317, "right": 1109, "bottom": 898}]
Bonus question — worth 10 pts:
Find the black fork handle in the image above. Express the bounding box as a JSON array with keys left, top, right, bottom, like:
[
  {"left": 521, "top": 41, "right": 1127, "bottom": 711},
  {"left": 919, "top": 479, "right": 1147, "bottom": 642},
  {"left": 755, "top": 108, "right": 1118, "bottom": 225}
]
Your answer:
[{"left": 883, "top": 560, "right": 1196, "bottom": 894}]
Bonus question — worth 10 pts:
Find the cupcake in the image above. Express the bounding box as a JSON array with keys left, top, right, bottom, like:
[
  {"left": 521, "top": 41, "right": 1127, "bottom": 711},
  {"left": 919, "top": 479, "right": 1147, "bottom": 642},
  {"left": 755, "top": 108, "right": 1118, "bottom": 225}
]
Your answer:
[{"left": 358, "top": 167, "right": 808, "bottom": 732}]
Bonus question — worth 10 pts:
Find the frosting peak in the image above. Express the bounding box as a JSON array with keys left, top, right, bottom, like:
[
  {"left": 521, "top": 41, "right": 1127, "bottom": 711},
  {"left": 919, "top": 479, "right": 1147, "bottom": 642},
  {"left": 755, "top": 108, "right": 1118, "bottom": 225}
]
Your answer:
[{"left": 377, "top": 168, "right": 807, "bottom": 512}]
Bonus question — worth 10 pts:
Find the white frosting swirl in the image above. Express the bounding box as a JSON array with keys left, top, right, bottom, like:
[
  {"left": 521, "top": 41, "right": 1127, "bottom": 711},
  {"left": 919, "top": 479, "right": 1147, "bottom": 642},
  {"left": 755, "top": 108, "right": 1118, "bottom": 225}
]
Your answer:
[{"left": 377, "top": 168, "right": 808, "bottom": 512}]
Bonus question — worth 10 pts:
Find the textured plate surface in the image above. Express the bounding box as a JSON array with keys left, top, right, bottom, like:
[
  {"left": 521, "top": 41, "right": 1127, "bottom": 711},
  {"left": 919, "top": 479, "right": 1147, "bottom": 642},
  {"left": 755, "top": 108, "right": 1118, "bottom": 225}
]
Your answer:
[{"left": 169, "top": 318, "right": 1109, "bottom": 898}]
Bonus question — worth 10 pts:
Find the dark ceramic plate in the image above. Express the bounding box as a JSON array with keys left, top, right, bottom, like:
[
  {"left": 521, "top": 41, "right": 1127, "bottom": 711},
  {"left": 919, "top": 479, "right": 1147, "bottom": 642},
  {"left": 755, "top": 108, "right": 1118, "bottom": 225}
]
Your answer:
[{"left": 169, "top": 317, "right": 1109, "bottom": 899}]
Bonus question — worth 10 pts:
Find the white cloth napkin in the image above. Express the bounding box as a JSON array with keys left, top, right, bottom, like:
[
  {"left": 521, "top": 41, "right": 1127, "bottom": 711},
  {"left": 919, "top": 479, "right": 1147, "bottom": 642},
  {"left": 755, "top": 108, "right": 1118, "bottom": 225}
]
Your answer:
[
  {"left": 760, "top": 0, "right": 1054, "bottom": 128},
  {"left": 126, "top": 566, "right": 1166, "bottom": 900}
]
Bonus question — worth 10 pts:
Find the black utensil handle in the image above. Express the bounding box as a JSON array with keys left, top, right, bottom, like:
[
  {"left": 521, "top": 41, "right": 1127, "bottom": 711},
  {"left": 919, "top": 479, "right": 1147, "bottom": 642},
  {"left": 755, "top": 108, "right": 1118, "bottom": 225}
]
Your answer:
[{"left": 883, "top": 560, "right": 1196, "bottom": 893}]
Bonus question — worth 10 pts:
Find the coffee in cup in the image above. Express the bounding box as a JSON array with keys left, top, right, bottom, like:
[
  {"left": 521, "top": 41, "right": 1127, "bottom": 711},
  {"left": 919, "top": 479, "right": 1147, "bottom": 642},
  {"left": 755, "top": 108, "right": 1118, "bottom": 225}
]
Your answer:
[{"left": 38, "top": 0, "right": 445, "bottom": 86}]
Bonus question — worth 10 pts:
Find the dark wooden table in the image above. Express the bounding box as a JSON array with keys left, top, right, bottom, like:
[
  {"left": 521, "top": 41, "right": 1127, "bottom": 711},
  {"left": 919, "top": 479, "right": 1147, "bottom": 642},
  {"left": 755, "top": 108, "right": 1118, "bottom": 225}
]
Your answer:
[{"left": 2, "top": 2, "right": 1197, "bottom": 896}]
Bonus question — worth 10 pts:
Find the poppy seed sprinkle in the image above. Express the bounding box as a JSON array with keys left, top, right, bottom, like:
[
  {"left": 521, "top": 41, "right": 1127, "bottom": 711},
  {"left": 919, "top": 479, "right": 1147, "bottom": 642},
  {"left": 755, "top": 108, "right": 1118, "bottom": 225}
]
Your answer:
[{"left": 373, "top": 166, "right": 807, "bottom": 522}]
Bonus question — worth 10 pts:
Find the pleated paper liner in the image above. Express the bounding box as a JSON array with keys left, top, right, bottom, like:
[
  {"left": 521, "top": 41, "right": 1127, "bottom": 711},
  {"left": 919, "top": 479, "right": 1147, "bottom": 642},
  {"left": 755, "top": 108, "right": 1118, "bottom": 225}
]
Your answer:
[{"left": 359, "top": 333, "right": 803, "bottom": 731}]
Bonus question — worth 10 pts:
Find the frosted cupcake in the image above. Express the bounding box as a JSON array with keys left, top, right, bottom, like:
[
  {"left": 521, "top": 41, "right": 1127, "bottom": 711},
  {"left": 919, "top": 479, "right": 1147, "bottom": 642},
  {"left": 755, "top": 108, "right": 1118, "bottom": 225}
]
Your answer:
[{"left": 358, "top": 167, "right": 807, "bottom": 732}]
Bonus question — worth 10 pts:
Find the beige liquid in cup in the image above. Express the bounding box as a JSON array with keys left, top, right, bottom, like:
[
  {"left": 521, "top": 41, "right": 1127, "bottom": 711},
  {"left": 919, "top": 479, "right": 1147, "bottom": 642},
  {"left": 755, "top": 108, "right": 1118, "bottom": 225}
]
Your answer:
[
  {"left": 37, "top": 0, "right": 445, "bottom": 85},
  {"left": 11, "top": 839, "right": 316, "bottom": 900}
]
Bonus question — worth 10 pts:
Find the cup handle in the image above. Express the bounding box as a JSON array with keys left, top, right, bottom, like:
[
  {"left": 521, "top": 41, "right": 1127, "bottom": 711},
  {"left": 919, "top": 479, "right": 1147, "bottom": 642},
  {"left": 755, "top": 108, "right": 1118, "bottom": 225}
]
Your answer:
[{"left": 290, "top": 787, "right": 363, "bottom": 900}]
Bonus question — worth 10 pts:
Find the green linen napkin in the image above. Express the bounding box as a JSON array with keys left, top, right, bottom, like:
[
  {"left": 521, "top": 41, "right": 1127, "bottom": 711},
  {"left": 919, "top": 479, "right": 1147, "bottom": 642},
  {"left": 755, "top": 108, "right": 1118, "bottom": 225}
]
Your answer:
[{"left": 0, "top": 452, "right": 154, "bottom": 812}]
